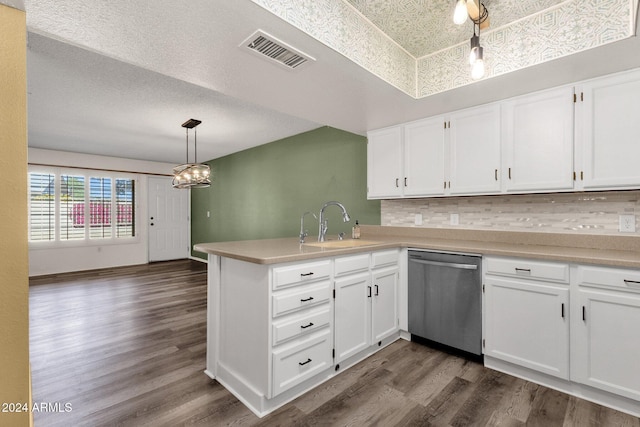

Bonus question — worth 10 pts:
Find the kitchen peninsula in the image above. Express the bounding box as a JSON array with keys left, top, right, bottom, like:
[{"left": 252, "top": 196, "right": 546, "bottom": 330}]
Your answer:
[{"left": 194, "top": 225, "right": 640, "bottom": 418}]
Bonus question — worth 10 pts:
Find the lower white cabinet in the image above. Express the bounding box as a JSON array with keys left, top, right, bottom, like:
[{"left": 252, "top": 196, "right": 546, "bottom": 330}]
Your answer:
[
  {"left": 485, "top": 257, "right": 640, "bottom": 415},
  {"left": 334, "top": 251, "right": 400, "bottom": 364},
  {"left": 484, "top": 257, "right": 570, "bottom": 379},
  {"left": 334, "top": 272, "right": 371, "bottom": 362},
  {"left": 572, "top": 265, "right": 640, "bottom": 402},
  {"left": 208, "top": 249, "right": 401, "bottom": 418},
  {"left": 371, "top": 266, "right": 399, "bottom": 343}
]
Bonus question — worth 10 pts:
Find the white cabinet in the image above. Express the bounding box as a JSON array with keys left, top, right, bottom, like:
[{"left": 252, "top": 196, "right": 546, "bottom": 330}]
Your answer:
[
  {"left": 371, "top": 266, "right": 399, "bottom": 342},
  {"left": 367, "top": 126, "right": 403, "bottom": 198},
  {"left": 572, "top": 265, "right": 640, "bottom": 401},
  {"left": 334, "top": 250, "right": 399, "bottom": 363},
  {"left": 484, "top": 257, "right": 570, "bottom": 379},
  {"left": 449, "top": 103, "right": 501, "bottom": 195},
  {"left": 403, "top": 117, "right": 446, "bottom": 196},
  {"left": 502, "top": 86, "right": 575, "bottom": 193},
  {"left": 576, "top": 68, "right": 640, "bottom": 190},
  {"left": 334, "top": 272, "right": 370, "bottom": 362}
]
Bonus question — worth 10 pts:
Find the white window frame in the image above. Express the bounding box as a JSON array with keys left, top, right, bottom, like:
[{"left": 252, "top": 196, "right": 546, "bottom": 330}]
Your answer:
[{"left": 28, "top": 165, "right": 140, "bottom": 248}]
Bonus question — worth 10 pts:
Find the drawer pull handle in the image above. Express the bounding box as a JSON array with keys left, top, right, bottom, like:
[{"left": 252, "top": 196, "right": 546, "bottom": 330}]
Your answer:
[
  {"left": 375, "top": 284, "right": 379, "bottom": 296},
  {"left": 624, "top": 279, "right": 640, "bottom": 286},
  {"left": 299, "top": 358, "right": 312, "bottom": 366},
  {"left": 582, "top": 306, "right": 586, "bottom": 322},
  {"left": 561, "top": 303, "right": 565, "bottom": 319},
  {"left": 300, "top": 272, "right": 314, "bottom": 277},
  {"left": 300, "top": 322, "right": 314, "bottom": 329},
  {"left": 367, "top": 286, "right": 372, "bottom": 298},
  {"left": 515, "top": 268, "right": 531, "bottom": 273},
  {"left": 300, "top": 296, "right": 314, "bottom": 302}
]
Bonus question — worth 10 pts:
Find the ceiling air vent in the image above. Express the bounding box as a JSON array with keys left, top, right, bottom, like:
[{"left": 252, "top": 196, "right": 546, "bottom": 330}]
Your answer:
[{"left": 240, "top": 30, "right": 315, "bottom": 70}]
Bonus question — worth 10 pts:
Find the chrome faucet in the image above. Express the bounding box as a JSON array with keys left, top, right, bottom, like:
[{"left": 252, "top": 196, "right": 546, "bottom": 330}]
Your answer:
[
  {"left": 299, "top": 211, "right": 318, "bottom": 243},
  {"left": 318, "top": 201, "right": 351, "bottom": 242}
]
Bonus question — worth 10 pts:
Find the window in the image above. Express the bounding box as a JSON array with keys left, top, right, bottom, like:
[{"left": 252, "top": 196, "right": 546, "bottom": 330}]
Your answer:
[{"left": 28, "top": 167, "right": 137, "bottom": 244}]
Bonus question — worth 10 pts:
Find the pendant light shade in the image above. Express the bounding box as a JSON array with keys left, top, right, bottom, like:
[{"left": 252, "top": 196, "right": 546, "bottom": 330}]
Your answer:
[{"left": 172, "top": 119, "right": 211, "bottom": 189}]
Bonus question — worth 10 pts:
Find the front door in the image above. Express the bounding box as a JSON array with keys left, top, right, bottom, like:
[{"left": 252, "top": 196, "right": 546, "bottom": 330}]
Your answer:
[{"left": 148, "top": 176, "right": 189, "bottom": 262}]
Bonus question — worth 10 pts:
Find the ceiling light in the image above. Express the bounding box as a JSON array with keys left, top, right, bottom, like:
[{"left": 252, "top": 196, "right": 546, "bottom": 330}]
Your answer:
[
  {"left": 471, "top": 46, "right": 485, "bottom": 80},
  {"left": 172, "top": 119, "right": 211, "bottom": 189},
  {"left": 453, "top": 1, "right": 489, "bottom": 80},
  {"left": 453, "top": 0, "right": 468, "bottom": 25}
]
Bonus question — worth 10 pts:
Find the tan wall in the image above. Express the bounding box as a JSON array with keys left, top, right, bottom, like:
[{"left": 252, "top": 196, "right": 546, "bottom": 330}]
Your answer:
[{"left": 0, "top": 4, "right": 31, "bottom": 427}]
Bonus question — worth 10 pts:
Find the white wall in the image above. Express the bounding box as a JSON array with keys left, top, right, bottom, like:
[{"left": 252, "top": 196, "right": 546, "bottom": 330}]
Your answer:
[{"left": 28, "top": 148, "right": 177, "bottom": 276}]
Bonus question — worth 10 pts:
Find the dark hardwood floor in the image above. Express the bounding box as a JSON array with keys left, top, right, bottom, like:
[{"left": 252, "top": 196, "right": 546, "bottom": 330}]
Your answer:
[{"left": 29, "top": 260, "right": 640, "bottom": 426}]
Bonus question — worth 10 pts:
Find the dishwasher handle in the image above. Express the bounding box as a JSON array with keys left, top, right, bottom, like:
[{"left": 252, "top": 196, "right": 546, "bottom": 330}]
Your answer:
[{"left": 409, "top": 258, "right": 478, "bottom": 270}]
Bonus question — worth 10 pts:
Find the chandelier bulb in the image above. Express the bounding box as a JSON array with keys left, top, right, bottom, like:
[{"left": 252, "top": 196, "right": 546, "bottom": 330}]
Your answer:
[{"left": 453, "top": 0, "right": 468, "bottom": 25}]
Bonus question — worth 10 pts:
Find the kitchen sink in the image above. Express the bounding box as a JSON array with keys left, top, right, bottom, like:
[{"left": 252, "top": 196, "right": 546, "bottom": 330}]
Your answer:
[{"left": 304, "top": 239, "right": 381, "bottom": 248}]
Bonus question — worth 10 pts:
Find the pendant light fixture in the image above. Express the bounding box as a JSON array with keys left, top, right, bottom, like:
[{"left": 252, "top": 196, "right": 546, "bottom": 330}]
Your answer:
[
  {"left": 452, "top": 0, "right": 489, "bottom": 80},
  {"left": 172, "top": 118, "right": 211, "bottom": 189}
]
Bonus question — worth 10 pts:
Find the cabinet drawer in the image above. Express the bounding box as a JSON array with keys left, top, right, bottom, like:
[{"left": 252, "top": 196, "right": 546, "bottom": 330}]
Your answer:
[
  {"left": 577, "top": 265, "right": 640, "bottom": 292},
  {"left": 372, "top": 250, "right": 399, "bottom": 269},
  {"left": 272, "top": 260, "right": 332, "bottom": 290},
  {"left": 272, "top": 281, "right": 331, "bottom": 317},
  {"left": 335, "top": 254, "right": 370, "bottom": 277},
  {"left": 272, "top": 329, "right": 332, "bottom": 396},
  {"left": 272, "top": 306, "right": 331, "bottom": 345},
  {"left": 485, "top": 257, "right": 569, "bottom": 283}
]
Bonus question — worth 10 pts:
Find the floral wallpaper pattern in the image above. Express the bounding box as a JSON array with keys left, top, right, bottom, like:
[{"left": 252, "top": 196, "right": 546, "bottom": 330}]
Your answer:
[{"left": 251, "top": 0, "right": 636, "bottom": 98}]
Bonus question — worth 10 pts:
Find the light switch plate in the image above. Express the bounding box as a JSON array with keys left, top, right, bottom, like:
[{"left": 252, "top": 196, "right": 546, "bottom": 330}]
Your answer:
[
  {"left": 619, "top": 214, "right": 636, "bottom": 233},
  {"left": 415, "top": 213, "right": 423, "bottom": 225},
  {"left": 450, "top": 213, "right": 459, "bottom": 226}
]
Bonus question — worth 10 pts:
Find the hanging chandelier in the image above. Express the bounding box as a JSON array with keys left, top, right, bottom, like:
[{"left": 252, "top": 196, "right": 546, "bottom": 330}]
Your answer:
[
  {"left": 453, "top": 0, "right": 489, "bottom": 80},
  {"left": 172, "top": 118, "right": 211, "bottom": 189}
]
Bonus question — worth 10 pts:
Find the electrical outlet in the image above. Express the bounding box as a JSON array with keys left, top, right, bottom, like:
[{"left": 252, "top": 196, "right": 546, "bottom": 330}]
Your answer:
[
  {"left": 415, "top": 213, "right": 423, "bottom": 225},
  {"left": 619, "top": 214, "right": 636, "bottom": 233},
  {"left": 450, "top": 213, "right": 459, "bottom": 226}
]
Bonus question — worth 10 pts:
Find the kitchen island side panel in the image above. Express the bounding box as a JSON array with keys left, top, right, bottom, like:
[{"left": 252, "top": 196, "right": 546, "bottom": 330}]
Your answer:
[{"left": 219, "top": 257, "right": 270, "bottom": 394}]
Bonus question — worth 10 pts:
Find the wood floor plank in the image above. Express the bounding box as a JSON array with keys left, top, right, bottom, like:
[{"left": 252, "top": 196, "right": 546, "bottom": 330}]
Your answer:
[{"left": 29, "top": 260, "right": 640, "bottom": 426}]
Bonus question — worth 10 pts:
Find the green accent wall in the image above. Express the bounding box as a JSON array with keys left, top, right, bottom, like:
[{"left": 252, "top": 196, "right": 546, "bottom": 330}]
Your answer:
[{"left": 191, "top": 126, "right": 380, "bottom": 258}]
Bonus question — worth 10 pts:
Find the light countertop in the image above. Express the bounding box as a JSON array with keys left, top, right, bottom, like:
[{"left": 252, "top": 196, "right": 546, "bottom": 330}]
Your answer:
[{"left": 193, "top": 225, "right": 640, "bottom": 268}]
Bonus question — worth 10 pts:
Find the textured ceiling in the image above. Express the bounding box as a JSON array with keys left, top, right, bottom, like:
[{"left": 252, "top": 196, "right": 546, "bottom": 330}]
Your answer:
[
  {"left": 12, "top": 0, "right": 640, "bottom": 164},
  {"left": 345, "top": 0, "right": 564, "bottom": 58}
]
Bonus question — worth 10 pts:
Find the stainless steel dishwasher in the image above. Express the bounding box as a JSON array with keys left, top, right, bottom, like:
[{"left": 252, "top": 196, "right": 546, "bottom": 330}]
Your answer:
[{"left": 408, "top": 250, "right": 482, "bottom": 356}]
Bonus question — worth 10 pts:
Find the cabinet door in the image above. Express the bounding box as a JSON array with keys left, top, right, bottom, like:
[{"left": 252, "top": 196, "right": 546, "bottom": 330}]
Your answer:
[
  {"left": 449, "top": 104, "right": 501, "bottom": 195},
  {"left": 403, "top": 117, "right": 446, "bottom": 196},
  {"left": 334, "top": 272, "right": 371, "bottom": 363},
  {"left": 578, "top": 69, "right": 640, "bottom": 189},
  {"left": 485, "top": 276, "right": 569, "bottom": 379},
  {"left": 371, "top": 267, "right": 399, "bottom": 343},
  {"left": 503, "top": 86, "right": 574, "bottom": 192},
  {"left": 367, "top": 127, "right": 403, "bottom": 199},
  {"left": 573, "top": 289, "right": 640, "bottom": 401}
]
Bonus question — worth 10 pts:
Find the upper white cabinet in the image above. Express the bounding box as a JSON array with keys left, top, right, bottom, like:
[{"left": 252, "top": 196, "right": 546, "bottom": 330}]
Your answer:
[
  {"left": 449, "top": 104, "right": 501, "bottom": 195},
  {"left": 368, "top": 104, "right": 501, "bottom": 199},
  {"left": 576, "top": 68, "right": 640, "bottom": 190},
  {"left": 502, "top": 86, "right": 575, "bottom": 193},
  {"left": 404, "top": 117, "right": 446, "bottom": 196},
  {"left": 367, "top": 126, "right": 403, "bottom": 198}
]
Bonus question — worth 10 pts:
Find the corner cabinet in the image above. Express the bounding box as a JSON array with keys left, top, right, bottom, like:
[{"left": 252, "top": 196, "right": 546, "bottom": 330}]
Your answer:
[
  {"left": 366, "top": 126, "right": 403, "bottom": 198},
  {"left": 206, "top": 249, "right": 400, "bottom": 417}
]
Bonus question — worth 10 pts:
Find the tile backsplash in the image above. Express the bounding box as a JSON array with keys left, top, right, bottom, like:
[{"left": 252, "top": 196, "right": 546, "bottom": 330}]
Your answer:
[{"left": 381, "top": 191, "right": 640, "bottom": 235}]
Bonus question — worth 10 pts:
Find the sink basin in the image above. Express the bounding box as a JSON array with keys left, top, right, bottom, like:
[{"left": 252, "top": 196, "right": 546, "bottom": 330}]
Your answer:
[{"left": 304, "top": 239, "right": 381, "bottom": 248}]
